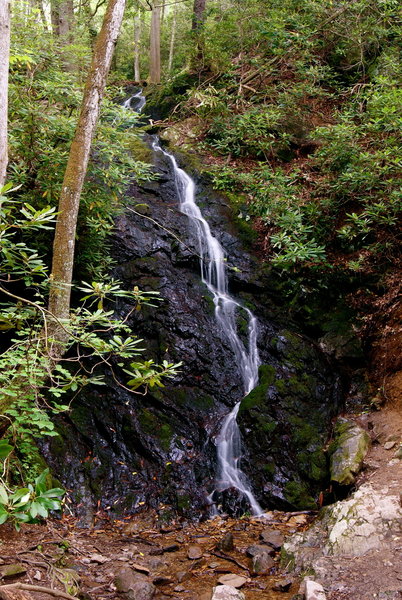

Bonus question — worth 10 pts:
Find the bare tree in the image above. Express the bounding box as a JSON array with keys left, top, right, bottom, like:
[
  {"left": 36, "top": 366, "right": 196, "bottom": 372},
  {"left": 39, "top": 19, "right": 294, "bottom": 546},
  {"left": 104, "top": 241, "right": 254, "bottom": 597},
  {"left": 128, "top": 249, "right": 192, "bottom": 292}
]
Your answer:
[
  {"left": 48, "top": 0, "right": 126, "bottom": 346},
  {"left": 0, "top": 0, "right": 10, "bottom": 187}
]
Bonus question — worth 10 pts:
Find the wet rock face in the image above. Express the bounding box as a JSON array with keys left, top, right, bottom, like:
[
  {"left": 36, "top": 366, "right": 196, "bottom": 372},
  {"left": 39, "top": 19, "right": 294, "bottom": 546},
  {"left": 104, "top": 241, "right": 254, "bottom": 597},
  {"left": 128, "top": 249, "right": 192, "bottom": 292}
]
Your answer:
[
  {"left": 238, "top": 332, "right": 343, "bottom": 510},
  {"left": 44, "top": 145, "right": 342, "bottom": 519}
]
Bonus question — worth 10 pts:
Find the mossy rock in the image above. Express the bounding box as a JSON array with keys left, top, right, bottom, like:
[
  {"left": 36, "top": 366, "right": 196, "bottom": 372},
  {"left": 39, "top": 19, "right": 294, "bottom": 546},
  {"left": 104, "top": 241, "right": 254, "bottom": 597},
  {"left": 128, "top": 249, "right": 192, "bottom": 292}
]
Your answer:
[{"left": 329, "top": 417, "right": 371, "bottom": 485}]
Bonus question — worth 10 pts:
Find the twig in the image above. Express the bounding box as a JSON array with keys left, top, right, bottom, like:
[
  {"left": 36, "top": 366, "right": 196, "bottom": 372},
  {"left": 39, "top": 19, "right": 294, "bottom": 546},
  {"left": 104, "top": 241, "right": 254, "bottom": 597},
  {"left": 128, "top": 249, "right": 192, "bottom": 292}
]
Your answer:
[
  {"left": 0, "top": 583, "right": 77, "bottom": 600},
  {"left": 211, "top": 550, "right": 249, "bottom": 572}
]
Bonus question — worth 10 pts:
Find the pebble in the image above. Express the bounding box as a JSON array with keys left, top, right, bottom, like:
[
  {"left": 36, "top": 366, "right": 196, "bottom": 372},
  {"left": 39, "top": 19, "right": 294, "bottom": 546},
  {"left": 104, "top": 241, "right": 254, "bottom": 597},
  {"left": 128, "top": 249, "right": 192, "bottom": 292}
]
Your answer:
[
  {"left": 272, "top": 577, "right": 293, "bottom": 592},
  {"left": 163, "top": 544, "right": 180, "bottom": 553},
  {"left": 384, "top": 441, "right": 396, "bottom": 450},
  {"left": 187, "top": 544, "right": 203, "bottom": 559},
  {"left": 217, "top": 574, "right": 247, "bottom": 588},
  {"left": 211, "top": 584, "right": 245, "bottom": 600}
]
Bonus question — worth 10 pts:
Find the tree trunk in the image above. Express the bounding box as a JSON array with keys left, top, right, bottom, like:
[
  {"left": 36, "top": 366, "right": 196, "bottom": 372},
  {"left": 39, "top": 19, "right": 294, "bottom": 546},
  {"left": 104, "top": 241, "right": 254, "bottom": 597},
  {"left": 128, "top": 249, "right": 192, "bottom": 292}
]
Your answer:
[
  {"left": 167, "top": 1, "right": 177, "bottom": 73},
  {"left": 0, "top": 0, "right": 10, "bottom": 187},
  {"left": 149, "top": 2, "right": 161, "bottom": 84},
  {"left": 192, "top": 0, "right": 206, "bottom": 32},
  {"left": 191, "top": 0, "right": 206, "bottom": 67},
  {"left": 48, "top": 0, "right": 126, "bottom": 345},
  {"left": 134, "top": 10, "right": 141, "bottom": 81}
]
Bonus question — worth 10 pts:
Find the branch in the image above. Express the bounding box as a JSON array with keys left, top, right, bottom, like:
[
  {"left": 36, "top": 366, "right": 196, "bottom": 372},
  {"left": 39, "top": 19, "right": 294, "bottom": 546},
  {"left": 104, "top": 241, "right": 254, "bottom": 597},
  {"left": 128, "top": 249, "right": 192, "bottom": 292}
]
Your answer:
[{"left": 0, "top": 583, "right": 77, "bottom": 600}]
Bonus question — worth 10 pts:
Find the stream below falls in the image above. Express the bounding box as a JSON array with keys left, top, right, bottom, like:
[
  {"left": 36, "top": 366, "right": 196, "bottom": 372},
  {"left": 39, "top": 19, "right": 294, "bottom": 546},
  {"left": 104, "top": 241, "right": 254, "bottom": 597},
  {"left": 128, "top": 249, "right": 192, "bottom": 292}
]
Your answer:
[{"left": 42, "top": 90, "right": 343, "bottom": 523}]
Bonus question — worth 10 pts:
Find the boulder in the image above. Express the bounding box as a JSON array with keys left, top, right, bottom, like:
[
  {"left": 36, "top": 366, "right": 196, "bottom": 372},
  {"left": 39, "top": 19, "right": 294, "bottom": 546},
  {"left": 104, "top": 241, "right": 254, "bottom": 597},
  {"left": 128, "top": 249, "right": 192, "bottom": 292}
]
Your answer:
[
  {"left": 329, "top": 418, "right": 371, "bottom": 485},
  {"left": 282, "top": 483, "right": 402, "bottom": 571},
  {"left": 250, "top": 552, "right": 275, "bottom": 575},
  {"left": 305, "top": 580, "right": 326, "bottom": 600}
]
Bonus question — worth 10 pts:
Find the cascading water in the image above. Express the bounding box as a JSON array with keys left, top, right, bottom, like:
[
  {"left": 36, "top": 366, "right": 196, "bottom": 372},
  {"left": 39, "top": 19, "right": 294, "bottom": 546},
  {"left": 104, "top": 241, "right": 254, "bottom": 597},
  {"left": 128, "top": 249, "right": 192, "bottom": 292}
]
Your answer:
[{"left": 125, "top": 91, "right": 263, "bottom": 516}]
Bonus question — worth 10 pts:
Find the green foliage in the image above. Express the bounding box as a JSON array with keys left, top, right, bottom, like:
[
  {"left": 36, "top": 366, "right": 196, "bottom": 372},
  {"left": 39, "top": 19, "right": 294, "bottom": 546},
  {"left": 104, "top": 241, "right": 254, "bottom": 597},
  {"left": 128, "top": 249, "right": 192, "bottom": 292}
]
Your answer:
[{"left": 0, "top": 470, "right": 64, "bottom": 531}]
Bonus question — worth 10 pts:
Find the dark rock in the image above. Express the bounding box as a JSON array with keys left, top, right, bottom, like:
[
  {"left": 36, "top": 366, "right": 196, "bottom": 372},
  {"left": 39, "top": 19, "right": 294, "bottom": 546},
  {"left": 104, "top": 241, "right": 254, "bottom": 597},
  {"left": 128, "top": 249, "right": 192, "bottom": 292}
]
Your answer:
[
  {"left": 218, "top": 533, "right": 234, "bottom": 552},
  {"left": 260, "top": 529, "right": 284, "bottom": 550},
  {"left": 152, "top": 576, "right": 174, "bottom": 585},
  {"left": 163, "top": 544, "right": 180, "bottom": 553},
  {"left": 43, "top": 135, "right": 343, "bottom": 520},
  {"left": 149, "top": 547, "right": 164, "bottom": 556},
  {"left": 250, "top": 552, "right": 275, "bottom": 576},
  {"left": 246, "top": 544, "right": 275, "bottom": 558},
  {"left": 238, "top": 334, "right": 342, "bottom": 510}
]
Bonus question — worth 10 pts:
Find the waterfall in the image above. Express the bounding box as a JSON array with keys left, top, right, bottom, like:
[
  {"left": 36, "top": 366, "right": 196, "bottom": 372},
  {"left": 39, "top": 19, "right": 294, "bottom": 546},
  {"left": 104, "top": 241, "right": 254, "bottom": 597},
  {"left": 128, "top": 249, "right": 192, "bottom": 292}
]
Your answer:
[{"left": 125, "top": 92, "right": 263, "bottom": 516}]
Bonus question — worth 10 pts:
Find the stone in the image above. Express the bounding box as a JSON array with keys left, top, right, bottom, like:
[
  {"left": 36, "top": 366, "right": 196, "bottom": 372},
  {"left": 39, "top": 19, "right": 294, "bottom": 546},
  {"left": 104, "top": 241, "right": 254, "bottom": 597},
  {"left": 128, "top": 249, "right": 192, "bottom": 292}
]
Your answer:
[
  {"left": 1, "top": 564, "right": 27, "bottom": 578},
  {"left": 219, "top": 533, "right": 234, "bottom": 552},
  {"left": 282, "top": 483, "right": 402, "bottom": 572},
  {"left": 384, "top": 441, "right": 396, "bottom": 450},
  {"left": 211, "top": 585, "right": 245, "bottom": 600},
  {"left": 329, "top": 418, "right": 371, "bottom": 485},
  {"left": 250, "top": 552, "right": 275, "bottom": 575},
  {"left": 114, "top": 568, "right": 141, "bottom": 593},
  {"left": 163, "top": 544, "right": 180, "bottom": 553},
  {"left": 305, "top": 580, "right": 326, "bottom": 600},
  {"left": 272, "top": 577, "right": 293, "bottom": 592},
  {"left": 260, "top": 529, "right": 284, "bottom": 550},
  {"left": 132, "top": 563, "right": 150, "bottom": 575},
  {"left": 246, "top": 544, "right": 275, "bottom": 558},
  {"left": 125, "top": 581, "right": 156, "bottom": 600},
  {"left": 153, "top": 575, "right": 174, "bottom": 585},
  {"left": 187, "top": 545, "right": 203, "bottom": 560},
  {"left": 89, "top": 553, "right": 109, "bottom": 564},
  {"left": 176, "top": 570, "right": 192, "bottom": 583},
  {"left": 217, "top": 574, "right": 247, "bottom": 588}
]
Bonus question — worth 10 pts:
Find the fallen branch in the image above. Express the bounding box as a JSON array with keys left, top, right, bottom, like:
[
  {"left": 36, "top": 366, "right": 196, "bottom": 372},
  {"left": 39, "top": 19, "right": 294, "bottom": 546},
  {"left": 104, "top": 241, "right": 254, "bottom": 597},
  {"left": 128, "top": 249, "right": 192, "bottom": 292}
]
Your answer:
[
  {"left": 0, "top": 583, "right": 77, "bottom": 600},
  {"left": 211, "top": 550, "right": 249, "bottom": 572}
]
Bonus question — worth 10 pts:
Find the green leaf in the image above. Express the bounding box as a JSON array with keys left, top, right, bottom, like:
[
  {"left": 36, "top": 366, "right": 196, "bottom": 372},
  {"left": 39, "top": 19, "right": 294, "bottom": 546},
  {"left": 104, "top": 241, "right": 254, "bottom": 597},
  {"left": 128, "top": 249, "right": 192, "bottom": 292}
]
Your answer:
[
  {"left": 0, "top": 484, "right": 9, "bottom": 505},
  {"left": 0, "top": 441, "right": 13, "bottom": 460},
  {"left": 34, "top": 469, "right": 49, "bottom": 495}
]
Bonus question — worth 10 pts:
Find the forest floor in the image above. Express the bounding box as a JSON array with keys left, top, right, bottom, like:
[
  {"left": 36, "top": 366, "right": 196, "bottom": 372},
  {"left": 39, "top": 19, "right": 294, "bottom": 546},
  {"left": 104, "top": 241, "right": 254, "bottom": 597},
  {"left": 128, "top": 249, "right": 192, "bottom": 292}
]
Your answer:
[{"left": 0, "top": 387, "right": 400, "bottom": 600}]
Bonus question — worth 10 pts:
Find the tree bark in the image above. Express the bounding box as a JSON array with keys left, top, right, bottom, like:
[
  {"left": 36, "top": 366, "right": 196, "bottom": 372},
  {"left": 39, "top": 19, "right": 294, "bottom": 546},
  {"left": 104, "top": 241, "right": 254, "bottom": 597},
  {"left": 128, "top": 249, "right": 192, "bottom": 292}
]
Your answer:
[
  {"left": 191, "top": 0, "right": 206, "bottom": 67},
  {"left": 0, "top": 0, "right": 10, "bottom": 187},
  {"left": 48, "top": 0, "right": 126, "bottom": 344},
  {"left": 134, "top": 10, "right": 141, "bottom": 81},
  {"left": 167, "top": 1, "right": 177, "bottom": 73},
  {"left": 191, "top": 0, "right": 205, "bottom": 32},
  {"left": 149, "top": 2, "right": 161, "bottom": 83}
]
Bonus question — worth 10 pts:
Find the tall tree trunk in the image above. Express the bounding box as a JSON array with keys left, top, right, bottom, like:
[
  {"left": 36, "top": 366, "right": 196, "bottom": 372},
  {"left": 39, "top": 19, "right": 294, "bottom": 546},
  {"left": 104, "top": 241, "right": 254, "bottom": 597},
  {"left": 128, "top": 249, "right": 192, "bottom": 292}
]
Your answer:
[
  {"left": 48, "top": 0, "right": 126, "bottom": 345},
  {"left": 149, "top": 2, "right": 161, "bottom": 84},
  {"left": 0, "top": 0, "right": 10, "bottom": 187},
  {"left": 192, "top": 0, "right": 206, "bottom": 32},
  {"left": 191, "top": 0, "right": 206, "bottom": 67},
  {"left": 134, "top": 10, "right": 141, "bottom": 81},
  {"left": 167, "top": 1, "right": 177, "bottom": 74}
]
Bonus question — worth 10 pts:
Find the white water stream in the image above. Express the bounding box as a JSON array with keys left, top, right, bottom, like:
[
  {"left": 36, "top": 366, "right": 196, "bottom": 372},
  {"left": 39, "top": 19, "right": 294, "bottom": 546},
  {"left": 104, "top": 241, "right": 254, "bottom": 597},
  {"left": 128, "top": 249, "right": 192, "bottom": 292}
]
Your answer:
[{"left": 126, "top": 91, "right": 263, "bottom": 516}]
